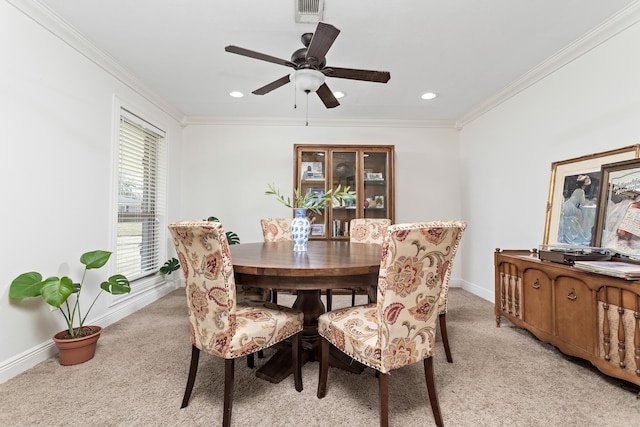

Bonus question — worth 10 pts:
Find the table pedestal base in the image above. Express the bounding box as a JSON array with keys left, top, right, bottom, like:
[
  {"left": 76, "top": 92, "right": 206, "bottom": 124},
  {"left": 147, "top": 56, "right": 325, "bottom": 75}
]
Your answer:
[{"left": 256, "top": 289, "right": 364, "bottom": 383}]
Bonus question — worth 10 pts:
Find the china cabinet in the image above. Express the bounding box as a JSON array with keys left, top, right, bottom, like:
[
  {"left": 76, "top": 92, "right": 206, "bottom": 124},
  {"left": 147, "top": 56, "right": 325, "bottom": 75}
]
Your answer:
[{"left": 294, "top": 144, "right": 395, "bottom": 240}]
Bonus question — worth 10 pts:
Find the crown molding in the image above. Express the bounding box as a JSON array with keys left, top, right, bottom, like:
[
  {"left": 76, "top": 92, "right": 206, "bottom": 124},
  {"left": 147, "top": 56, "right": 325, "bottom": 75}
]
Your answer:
[
  {"left": 458, "top": 0, "right": 640, "bottom": 128},
  {"left": 183, "top": 115, "right": 457, "bottom": 129},
  {"left": 9, "top": 0, "right": 185, "bottom": 123}
]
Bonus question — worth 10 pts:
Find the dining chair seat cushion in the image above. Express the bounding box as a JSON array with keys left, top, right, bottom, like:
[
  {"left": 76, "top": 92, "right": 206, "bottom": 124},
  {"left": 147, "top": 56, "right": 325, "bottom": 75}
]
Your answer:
[
  {"left": 230, "top": 301, "right": 303, "bottom": 357},
  {"left": 187, "top": 283, "right": 303, "bottom": 359},
  {"left": 318, "top": 303, "right": 382, "bottom": 371}
]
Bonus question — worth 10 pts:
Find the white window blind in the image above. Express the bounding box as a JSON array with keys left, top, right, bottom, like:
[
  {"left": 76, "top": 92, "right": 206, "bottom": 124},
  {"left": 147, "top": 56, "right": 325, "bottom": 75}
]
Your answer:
[{"left": 117, "top": 109, "right": 166, "bottom": 281}]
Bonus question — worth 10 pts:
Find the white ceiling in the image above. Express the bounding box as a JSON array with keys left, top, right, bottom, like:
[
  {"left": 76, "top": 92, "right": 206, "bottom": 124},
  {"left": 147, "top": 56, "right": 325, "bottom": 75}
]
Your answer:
[{"left": 35, "top": 0, "right": 640, "bottom": 125}]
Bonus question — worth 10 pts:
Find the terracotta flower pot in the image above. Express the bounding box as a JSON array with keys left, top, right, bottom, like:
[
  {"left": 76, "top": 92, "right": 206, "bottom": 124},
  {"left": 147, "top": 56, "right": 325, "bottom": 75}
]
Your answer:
[{"left": 52, "top": 326, "right": 103, "bottom": 366}]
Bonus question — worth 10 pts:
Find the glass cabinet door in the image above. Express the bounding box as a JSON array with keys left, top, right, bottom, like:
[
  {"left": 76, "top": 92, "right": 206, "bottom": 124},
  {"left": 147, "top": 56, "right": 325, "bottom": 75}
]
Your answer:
[
  {"left": 363, "top": 151, "right": 389, "bottom": 219},
  {"left": 299, "top": 150, "right": 327, "bottom": 238},
  {"left": 295, "top": 144, "right": 394, "bottom": 241},
  {"left": 330, "top": 150, "right": 357, "bottom": 238}
]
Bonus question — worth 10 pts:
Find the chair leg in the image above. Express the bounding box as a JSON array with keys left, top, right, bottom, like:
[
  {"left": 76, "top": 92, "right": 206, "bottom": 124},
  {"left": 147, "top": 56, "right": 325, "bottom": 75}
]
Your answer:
[
  {"left": 439, "top": 313, "right": 453, "bottom": 363},
  {"left": 317, "top": 337, "right": 330, "bottom": 398},
  {"left": 292, "top": 332, "right": 303, "bottom": 392},
  {"left": 258, "top": 350, "right": 264, "bottom": 359},
  {"left": 326, "top": 289, "right": 332, "bottom": 311},
  {"left": 379, "top": 372, "right": 389, "bottom": 427},
  {"left": 272, "top": 290, "right": 278, "bottom": 304},
  {"left": 181, "top": 345, "right": 200, "bottom": 408},
  {"left": 246, "top": 353, "right": 255, "bottom": 368},
  {"left": 223, "top": 358, "right": 235, "bottom": 427},
  {"left": 424, "top": 357, "right": 444, "bottom": 427},
  {"left": 351, "top": 289, "right": 356, "bottom": 306}
]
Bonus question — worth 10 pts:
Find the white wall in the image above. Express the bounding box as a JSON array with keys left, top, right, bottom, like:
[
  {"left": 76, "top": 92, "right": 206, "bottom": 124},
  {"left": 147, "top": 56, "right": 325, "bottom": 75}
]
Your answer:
[
  {"left": 5, "top": 0, "right": 638, "bottom": 385},
  {"left": 180, "top": 125, "right": 462, "bottom": 243},
  {"left": 459, "top": 20, "right": 640, "bottom": 301},
  {"left": 0, "top": 2, "right": 184, "bottom": 382}
]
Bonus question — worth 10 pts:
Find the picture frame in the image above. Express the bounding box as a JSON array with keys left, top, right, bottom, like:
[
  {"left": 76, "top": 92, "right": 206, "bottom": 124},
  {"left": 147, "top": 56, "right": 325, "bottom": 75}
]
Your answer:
[
  {"left": 366, "top": 172, "right": 384, "bottom": 181},
  {"left": 306, "top": 187, "right": 324, "bottom": 202},
  {"left": 310, "top": 224, "right": 325, "bottom": 236},
  {"left": 543, "top": 145, "right": 639, "bottom": 245},
  {"left": 301, "top": 162, "right": 324, "bottom": 180},
  {"left": 592, "top": 158, "right": 640, "bottom": 257}
]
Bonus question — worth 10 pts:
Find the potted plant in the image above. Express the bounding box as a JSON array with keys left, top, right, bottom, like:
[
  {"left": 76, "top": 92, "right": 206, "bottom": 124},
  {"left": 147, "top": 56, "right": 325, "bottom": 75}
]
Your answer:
[
  {"left": 265, "top": 183, "right": 355, "bottom": 251},
  {"left": 9, "top": 250, "right": 130, "bottom": 365}
]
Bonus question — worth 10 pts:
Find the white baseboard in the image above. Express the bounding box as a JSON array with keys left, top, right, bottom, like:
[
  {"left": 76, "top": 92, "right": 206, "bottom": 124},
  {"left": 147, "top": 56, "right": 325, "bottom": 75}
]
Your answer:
[
  {"left": 0, "top": 280, "right": 179, "bottom": 384},
  {"left": 456, "top": 279, "right": 494, "bottom": 303}
]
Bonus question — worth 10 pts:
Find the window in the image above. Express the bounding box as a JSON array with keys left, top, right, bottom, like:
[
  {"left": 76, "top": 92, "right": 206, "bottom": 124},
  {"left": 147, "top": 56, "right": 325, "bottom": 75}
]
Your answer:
[{"left": 117, "top": 108, "right": 166, "bottom": 281}]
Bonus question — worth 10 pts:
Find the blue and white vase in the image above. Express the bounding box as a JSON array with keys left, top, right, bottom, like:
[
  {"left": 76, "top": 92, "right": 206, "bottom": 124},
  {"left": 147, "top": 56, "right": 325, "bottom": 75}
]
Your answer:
[{"left": 291, "top": 208, "right": 311, "bottom": 251}]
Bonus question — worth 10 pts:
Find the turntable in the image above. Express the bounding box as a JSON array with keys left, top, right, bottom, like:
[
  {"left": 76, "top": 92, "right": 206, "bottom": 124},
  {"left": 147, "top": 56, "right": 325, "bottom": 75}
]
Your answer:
[{"left": 538, "top": 244, "right": 612, "bottom": 265}]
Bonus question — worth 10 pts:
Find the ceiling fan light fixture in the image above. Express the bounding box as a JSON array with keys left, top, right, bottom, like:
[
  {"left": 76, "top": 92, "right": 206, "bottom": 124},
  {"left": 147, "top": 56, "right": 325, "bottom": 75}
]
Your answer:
[
  {"left": 290, "top": 69, "right": 326, "bottom": 93},
  {"left": 421, "top": 92, "right": 437, "bottom": 100},
  {"left": 229, "top": 91, "right": 244, "bottom": 98},
  {"left": 333, "top": 91, "right": 345, "bottom": 99}
]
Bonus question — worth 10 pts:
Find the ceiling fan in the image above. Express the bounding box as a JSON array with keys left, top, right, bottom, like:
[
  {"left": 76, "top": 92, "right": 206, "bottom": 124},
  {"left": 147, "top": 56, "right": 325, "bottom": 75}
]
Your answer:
[{"left": 224, "top": 22, "right": 391, "bottom": 108}]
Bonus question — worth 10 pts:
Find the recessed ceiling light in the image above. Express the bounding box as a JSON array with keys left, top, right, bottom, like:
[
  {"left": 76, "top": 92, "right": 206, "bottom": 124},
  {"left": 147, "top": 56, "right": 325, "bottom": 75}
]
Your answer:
[
  {"left": 421, "top": 92, "right": 437, "bottom": 100},
  {"left": 229, "top": 91, "right": 244, "bottom": 98},
  {"left": 333, "top": 91, "right": 345, "bottom": 99}
]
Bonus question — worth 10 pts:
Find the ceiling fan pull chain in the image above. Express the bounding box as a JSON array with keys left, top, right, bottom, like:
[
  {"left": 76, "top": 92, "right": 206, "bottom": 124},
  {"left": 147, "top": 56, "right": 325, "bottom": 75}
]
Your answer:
[{"left": 305, "top": 91, "right": 309, "bottom": 126}]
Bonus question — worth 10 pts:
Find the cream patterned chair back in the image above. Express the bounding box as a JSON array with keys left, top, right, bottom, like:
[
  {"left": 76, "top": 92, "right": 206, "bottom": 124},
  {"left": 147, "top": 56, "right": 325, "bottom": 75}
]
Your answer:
[
  {"left": 168, "top": 220, "right": 303, "bottom": 359},
  {"left": 376, "top": 221, "right": 465, "bottom": 372},
  {"left": 349, "top": 218, "right": 391, "bottom": 244},
  {"left": 320, "top": 221, "right": 466, "bottom": 374},
  {"left": 169, "top": 221, "right": 236, "bottom": 356},
  {"left": 261, "top": 218, "right": 293, "bottom": 242}
]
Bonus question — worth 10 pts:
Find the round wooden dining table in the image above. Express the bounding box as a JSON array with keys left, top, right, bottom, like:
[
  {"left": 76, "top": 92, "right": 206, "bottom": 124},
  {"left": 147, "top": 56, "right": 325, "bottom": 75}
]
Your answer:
[{"left": 230, "top": 240, "right": 382, "bottom": 384}]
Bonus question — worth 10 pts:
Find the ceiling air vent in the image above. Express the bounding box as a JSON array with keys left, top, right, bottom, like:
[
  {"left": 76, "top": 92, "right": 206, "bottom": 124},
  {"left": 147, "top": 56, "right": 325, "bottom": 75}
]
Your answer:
[{"left": 295, "top": 0, "right": 324, "bottom": 23}]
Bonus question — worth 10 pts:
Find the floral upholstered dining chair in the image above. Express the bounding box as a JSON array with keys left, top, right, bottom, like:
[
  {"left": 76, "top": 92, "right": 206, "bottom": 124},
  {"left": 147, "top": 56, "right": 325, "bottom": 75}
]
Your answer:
[
  {"left": 260, "top": 217, "right": 293, "bottom": 242},
  {"left": 317, "top": 221, "right": 466, "bottom": 427},
  {"left": 168, "top": 221, "right": 304, "bottom": 427},
  {"left": 326, "top": 218, "right": 391, "bottom": 311},
  {"left": 260, "top": 218, "right": 293, "bottom": 304}
]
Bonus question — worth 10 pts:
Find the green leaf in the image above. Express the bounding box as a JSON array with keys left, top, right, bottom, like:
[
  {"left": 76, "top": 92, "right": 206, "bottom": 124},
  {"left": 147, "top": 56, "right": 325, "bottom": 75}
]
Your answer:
[
  {"left": 100, "top": 274, "right": 131, "bottom": 295},
  {"left": 40, "top": 276, "right": 74, "bottom": 308},
  {"left": 204, "top": 216, "right": 220, "bottom": 222},
  {"left": 159, "top": 258, "right": 180, "bottom": 275},
  {"left": 226, "top": 231, "right": 240, "bottom": 245},
  {"left": 9, "top": 272, "right": 44, "bottom": 298},
  {"left": 80, "top": 250, "right": 112, "bottom": 269}
]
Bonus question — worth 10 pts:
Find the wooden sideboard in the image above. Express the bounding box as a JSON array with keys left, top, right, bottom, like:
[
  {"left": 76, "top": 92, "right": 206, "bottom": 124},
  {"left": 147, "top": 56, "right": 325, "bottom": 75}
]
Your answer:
[{"left": 494, "top": 249, "right": 640, "bottom": 388}]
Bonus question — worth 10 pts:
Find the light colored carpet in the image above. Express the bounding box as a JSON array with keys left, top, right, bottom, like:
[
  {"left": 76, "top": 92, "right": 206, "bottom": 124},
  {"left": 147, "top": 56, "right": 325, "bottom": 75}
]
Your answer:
[{"left": 1, "top": 289, "right": 639, "bottom": 426}]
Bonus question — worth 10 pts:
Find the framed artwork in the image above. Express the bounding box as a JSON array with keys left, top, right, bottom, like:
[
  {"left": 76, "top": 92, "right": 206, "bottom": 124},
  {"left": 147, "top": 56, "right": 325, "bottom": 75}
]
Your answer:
[
  {"left": 592, "top": 158, "right": 640, "bottom": 257},
  {"left": 301, "top": 162, "right": 324, "bottom": 179},
  {"left": 310, "top": 224, "right": 325, "bottom": 236},
  {"left": 543, "top": 145, "right": 639, "bottom": 245},
  {"left": 306, "top": 187, "right": 324, "bottom": 202}
]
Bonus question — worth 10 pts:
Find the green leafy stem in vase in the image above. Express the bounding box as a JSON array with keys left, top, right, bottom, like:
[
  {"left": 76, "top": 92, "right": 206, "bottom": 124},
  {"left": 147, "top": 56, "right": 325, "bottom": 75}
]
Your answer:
[{"left": 265, "top": 183, "right": 356, "bottom": 215}]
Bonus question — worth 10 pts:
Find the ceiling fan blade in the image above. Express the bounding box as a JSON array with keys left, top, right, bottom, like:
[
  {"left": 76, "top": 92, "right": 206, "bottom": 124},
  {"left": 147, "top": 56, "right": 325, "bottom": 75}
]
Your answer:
[
  {"left": 225, "top": 45, "right": 296, "bottom": 68},
  {"left": 306, "top": 22, "right": 340, "bottom": 65},
  {"left": 323, "top": 67, "right": 390, "bottom": 83},
  {"left": 316, "top": 83, "right": 339, "bottom": 108},
  {"left": 252, "top": 75, "right": 291, "bottom": 95}
]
